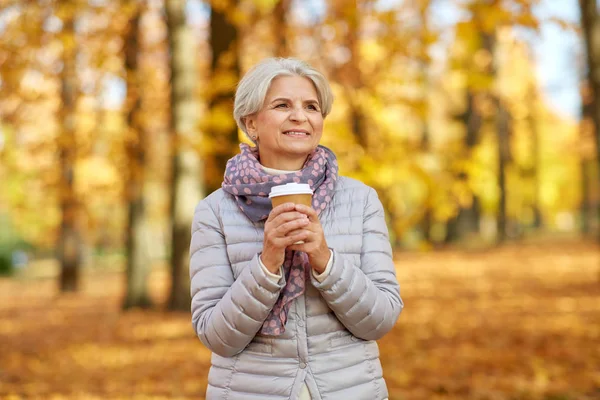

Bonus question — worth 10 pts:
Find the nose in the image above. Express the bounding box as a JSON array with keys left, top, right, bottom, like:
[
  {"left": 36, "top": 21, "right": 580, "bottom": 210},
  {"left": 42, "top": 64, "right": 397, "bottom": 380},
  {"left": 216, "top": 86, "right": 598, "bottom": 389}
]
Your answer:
[{"left": 289, "top": 107, "right": 307, "bottom": 122}]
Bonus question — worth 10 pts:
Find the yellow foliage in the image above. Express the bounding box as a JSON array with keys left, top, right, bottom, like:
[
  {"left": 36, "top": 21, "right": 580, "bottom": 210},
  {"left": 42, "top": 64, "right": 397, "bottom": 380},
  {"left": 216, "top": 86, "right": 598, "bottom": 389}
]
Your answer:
[
  {"left": 75, "top": 156, "right": 121, "bottom": 195},
  {"left": 201, "top": 104, "right": 237, "bottom": 139},
  {"left": 360, "top": 39, "right": 386, "bottom": 65},
  {"left": 251, "top": 0, "right": 280, "bottom": 13},
  {"left": 0, "top": 0, "right": 592, "bottom": 251}
]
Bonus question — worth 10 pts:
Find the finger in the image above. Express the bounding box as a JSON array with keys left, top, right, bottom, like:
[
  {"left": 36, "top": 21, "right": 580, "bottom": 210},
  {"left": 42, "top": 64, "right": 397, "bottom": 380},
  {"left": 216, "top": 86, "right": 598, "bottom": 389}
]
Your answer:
[
  {"left": 275, "top": 218, "right": 310, "bottom": 237},
  {"left": 267, "top": 202, "right": 297, "bottom": 221},
  {"left": 285, "top": 227, "right": 310, "bottom": 238},
  {"left": 284, "top": 230, "right": 310, "bottom": 247},
  {"left": 286, "top": 243, "right": 305, "bottom": 252},
  {"left": 294, "top": 204, "right": 319, "bottom": 222},
  {"left": 287, "top": 235, "right": 313, "bottom": 251},
  {"left": 269, "top": 230, "right": 308, "bottom": 248},
  {"left": 269, "top": 213, "right": 309, "bottom": 232}
]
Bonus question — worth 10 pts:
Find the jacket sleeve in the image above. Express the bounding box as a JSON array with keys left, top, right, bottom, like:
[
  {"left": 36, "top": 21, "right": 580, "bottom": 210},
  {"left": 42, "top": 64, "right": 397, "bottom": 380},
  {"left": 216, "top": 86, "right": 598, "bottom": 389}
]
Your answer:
[
  {"left": 310, "top": 187, "right": 403, "bottom": 341},
  {"left": 189, "top": 198, "right": 286, "bottom": 357}
]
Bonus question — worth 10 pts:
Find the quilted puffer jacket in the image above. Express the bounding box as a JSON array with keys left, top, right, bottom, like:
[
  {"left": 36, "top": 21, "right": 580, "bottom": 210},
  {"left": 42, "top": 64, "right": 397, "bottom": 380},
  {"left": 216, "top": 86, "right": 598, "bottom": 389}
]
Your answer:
[{"left": 189, "top": 176, "right": 403, "bottom": 400}]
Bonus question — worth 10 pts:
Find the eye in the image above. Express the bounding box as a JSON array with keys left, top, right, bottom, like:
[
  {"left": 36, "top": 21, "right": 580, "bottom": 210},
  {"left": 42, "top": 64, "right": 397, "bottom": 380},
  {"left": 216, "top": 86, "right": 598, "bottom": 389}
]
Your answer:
[
  {"left": 275, "top": 103, "right": 288, "bottom": 108},
  {"left": 307, "top": 104, "right": 319, "bottom": 111}
]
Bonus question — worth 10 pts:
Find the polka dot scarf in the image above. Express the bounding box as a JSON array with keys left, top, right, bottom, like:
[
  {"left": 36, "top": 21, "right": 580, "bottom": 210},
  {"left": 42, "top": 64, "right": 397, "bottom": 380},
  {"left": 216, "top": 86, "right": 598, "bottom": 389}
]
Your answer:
[{"left": 222, "top": 143, "right": 339, "bottom": 335}]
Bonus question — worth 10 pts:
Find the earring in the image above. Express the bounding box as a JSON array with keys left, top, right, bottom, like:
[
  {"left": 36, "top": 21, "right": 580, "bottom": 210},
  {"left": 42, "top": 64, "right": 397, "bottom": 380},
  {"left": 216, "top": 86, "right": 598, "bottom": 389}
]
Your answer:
[{"left": 251, "top": 136, "right": 257, "bottom": 141}]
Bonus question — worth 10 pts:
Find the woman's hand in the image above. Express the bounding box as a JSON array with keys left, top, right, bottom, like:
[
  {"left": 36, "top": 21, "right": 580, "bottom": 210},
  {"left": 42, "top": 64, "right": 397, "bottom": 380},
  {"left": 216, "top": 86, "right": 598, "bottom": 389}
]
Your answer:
[
  {"left": 261, "top": 203, "right": 310, "bottom": 274},
  {"left": 287, "top": 204, "right": 330, "bottom": 274}
]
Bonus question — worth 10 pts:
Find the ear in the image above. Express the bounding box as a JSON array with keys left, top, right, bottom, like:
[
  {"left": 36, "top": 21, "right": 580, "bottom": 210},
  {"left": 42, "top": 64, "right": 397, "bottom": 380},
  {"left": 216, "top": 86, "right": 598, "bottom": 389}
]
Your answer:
[{"left": 244, "top": 115, "right": 258, "bottom": 137}]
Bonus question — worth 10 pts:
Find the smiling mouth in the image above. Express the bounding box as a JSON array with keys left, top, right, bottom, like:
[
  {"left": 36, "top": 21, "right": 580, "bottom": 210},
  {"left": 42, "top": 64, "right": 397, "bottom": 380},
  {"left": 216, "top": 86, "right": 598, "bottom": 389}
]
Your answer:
[{"left": 283, "top": 130, "right": 310, "bottom": 137}]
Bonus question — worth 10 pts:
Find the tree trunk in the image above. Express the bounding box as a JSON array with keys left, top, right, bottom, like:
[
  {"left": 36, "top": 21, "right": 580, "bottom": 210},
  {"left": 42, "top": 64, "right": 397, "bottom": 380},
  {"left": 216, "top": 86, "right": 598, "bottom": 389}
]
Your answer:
[
  {"left": 123, "top": 7, "right": 153, "bottom": 310},
  {"left": 447, "top": 197, "right": 481, "bottom": 244},
  {"left": 205, "top": 3, "right": 240, "bottom": 195},
  {"left": 420, "top": 128, "right": 433, "bottom": 244},
  {"left": 417, "top": 0, "right": 433, "bottom": 245},
  {"left": 166, "top": 0, "right": 202, "bottom": 311},
  {"left": 273, "top": 0, "right": 290, "bottom": 57},
  {"left": 485, "top": 30, "right": 512, "bottom": 244},
  {"left": 496, "top": 99, "right": 511, "bottom": 243},
  {"left": 581, "top": 159, "right": 592, "bottom": 234},
  {"left": 529, "top": 95, "right": 542, "bottom": 229},
  {"left": 464, "top": 91, "right": 481, "bottom": 149},
  {"left": 579, "top": 0, "right": 600, "bottom": 243},
  {"left": 446, "top": 90, "right": 481, "bottom": 244},
  {"left": 580, "top": 84, "right": 593, "bottom": 235},
  {"left": 463, "top": 91, "right": 482, "bottom": 233},
  {"left": 58, "top": 13, "right": 81, "bottom": 292},
  {"left": 520, "top": 91, "right": 542, "bottom": 231}
]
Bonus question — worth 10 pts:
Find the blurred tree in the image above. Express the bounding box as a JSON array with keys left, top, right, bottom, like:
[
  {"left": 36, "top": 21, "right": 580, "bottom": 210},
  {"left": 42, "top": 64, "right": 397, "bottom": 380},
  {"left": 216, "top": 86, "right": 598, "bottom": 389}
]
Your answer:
[
  {"left": 525, "top": 84, "right": 542, "bottom": 229},
  {"left": 447, "top": 0, "right": 538, "bottom": 244},
  {"left": 329, "top": 0, "right": 367, "bottom": 149},
  {"left": 204, "top": 0, "right": 240, "bottom": 195},
  {"left": 315, "top": 0, "right": 442, "bottom": 246},
  {"left": 485, "top": 30, "right": 512, "bottom": 243},
  {"left": 0, "top": 1, "right": 67, "bottom": 251},
  {"left": 446, "top": 21, "right": 484, "bottom": 243},
  {"left": 494, "top": 35, "right": 546, "bottom": 236},
  {"left": 123, "top": 1, "right": 153, "bottom": 309},
  {"left": 580, "top": 81, "right": 595, "bottom": 235},
  {"left": 273, "top": 0, "right": 290, "bottom": 57},
  {"left": 496, "top": 94, "right": 511, "bottom": 243},
  {"left": 166, "top": 0, "right": 201, "bottom": 311},
  {"left": 579, "top": 0, "right": 600, "bottom": 242},
  {"left": 445, "top": 92, "right": 482, "bottom": 243},
  {"left": 58, "top": 2, "right": 82, "bottom": 292},
  {"left": 415, "top": 0, "right": 435, "bottom": 244}
]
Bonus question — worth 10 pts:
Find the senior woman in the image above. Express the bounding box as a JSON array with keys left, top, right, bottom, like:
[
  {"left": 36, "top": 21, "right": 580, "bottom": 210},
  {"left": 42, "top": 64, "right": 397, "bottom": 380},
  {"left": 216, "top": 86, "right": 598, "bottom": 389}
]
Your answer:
[{"left": 189, "top": 57, "right": 403, "bottom": 400}]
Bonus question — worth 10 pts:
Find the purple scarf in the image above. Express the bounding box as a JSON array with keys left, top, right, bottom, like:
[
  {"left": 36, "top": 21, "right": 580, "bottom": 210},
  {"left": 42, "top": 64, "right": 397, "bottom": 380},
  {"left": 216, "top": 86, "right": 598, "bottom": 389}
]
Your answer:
[{"left": 222, "top": 143, "right": 338, "bottom": 335}]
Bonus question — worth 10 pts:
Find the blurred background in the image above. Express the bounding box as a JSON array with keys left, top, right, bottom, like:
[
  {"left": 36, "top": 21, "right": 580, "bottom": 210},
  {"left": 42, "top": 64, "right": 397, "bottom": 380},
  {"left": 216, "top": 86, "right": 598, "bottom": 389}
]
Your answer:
[{"left": 0, "top": 0, "right": 599, "bottom": 399}]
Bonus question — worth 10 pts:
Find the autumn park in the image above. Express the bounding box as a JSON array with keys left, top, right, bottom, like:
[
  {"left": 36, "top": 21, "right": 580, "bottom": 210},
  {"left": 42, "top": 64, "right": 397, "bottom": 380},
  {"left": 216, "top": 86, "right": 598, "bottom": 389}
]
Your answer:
[{"left": 1, "top": 0, "right": 600, "bottom": 399}]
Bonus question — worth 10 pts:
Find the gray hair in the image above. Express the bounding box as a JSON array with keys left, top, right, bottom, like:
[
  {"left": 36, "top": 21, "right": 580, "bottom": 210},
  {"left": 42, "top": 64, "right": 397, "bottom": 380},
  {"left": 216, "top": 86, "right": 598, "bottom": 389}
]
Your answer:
[{"left": 234, "top": 58, "right": 334, "bottom": 139}]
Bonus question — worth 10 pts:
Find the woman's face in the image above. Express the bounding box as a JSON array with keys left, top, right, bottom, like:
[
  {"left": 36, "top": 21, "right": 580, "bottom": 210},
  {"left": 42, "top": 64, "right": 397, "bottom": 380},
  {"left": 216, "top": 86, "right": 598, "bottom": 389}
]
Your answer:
[{"left": 245, "top": 75, "right": 324, "bottom": 170}]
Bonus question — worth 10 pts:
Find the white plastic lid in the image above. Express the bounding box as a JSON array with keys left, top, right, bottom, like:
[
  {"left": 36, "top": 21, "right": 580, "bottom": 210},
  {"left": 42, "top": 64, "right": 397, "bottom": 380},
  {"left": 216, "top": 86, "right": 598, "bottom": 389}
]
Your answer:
[{"left": 268, "top": 183, "right": 313, "bottom": 198}]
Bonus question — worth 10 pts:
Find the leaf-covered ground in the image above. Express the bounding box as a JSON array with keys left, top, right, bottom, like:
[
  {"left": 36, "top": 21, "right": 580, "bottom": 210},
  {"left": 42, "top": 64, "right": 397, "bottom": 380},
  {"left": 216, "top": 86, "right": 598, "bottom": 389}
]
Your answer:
[{"left": 1, "top": 240, "right": 599, "bottom": 400}]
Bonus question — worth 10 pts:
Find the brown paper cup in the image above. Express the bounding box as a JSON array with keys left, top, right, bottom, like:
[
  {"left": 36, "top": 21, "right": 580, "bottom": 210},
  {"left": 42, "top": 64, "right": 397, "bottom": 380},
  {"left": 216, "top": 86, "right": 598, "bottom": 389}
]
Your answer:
[
  {"left": 269, "top": 184, "right": 313, "bottom": 244},
  {"left": 270, "top": 193, "right": 312, "bottom": 208},
  {"left": 271, "top": 194, "right": 312, "bottom": 244}
]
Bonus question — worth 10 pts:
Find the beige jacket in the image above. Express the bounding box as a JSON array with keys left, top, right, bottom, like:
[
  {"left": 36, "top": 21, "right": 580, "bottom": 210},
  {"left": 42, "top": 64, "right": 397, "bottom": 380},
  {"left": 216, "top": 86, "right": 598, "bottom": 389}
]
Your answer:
[{"left": 190, "top": 176, "right": 403, "bottom": 399}]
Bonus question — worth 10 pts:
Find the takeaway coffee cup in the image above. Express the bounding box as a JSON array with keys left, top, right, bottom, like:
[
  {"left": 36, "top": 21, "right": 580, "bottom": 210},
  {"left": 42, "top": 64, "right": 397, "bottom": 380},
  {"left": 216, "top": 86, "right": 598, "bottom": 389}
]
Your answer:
[
  {"left": 268, "top": 183, "right": 313, "bottom": 208},
  {"left": 269, "top": 183, "right": 313, "bottom": 244}
]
